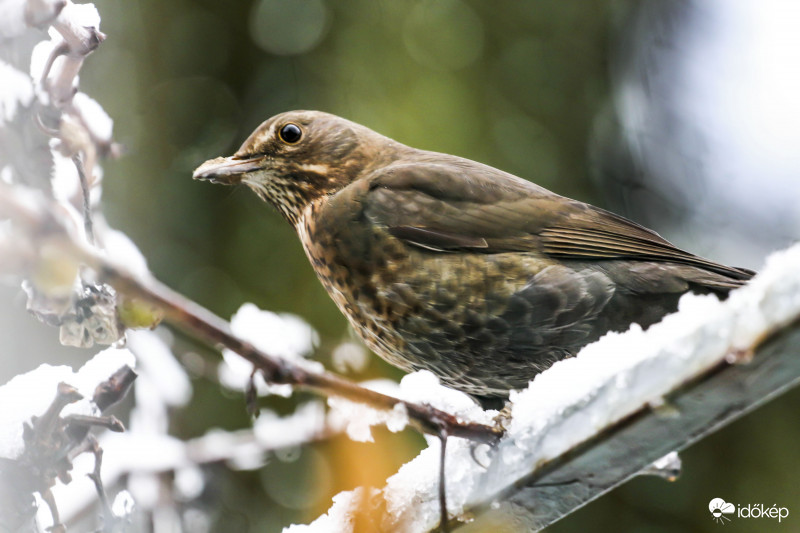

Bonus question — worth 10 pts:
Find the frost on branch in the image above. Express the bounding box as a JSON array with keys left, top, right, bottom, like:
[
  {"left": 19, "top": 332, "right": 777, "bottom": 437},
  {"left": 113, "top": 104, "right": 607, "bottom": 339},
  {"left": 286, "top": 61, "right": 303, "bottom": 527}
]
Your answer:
[
  {"left": 291, "top": 243, "right": 800, "bottom": 532},
  {"left": 1, "top": 0, "right": 148, "bottom": 350},
  {"left": 1, "top": 2, "right": 160, "bottom": 529},
  {"left": 0, "top": 348, "right": 137, "bottom": 532}
]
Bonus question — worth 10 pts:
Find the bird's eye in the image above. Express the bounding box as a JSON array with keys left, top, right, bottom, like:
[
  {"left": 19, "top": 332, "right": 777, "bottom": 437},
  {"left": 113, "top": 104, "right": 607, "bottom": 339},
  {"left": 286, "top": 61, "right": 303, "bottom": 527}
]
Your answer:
[{"left": 279, "top": 123, "right": 302, "bottom": 144}]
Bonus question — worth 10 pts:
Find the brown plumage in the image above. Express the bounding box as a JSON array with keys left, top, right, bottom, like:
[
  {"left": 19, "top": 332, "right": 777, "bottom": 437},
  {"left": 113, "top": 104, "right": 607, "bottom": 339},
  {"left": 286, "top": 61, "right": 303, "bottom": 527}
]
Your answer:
[{"left": 194, "top": 110, "right": 753, "bottom": 407}]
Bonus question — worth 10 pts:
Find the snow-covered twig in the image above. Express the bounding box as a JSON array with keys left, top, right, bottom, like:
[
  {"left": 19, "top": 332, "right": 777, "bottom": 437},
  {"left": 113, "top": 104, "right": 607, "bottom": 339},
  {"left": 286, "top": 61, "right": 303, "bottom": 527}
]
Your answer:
[
  {"left": 0, "top": 348, "right": 137, "bottom": 533},
  {"left": 0, "top": 182, "right": 502, "bottom": 448},
  {"left": 3, "top": 3, "right": 496, "bottom": 529}
]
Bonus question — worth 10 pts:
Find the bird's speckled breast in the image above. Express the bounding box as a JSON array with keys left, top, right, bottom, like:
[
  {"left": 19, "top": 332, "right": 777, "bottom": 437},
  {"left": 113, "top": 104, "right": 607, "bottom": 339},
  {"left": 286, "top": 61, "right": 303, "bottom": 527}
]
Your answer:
[
  {"left": 295, "top": 198, "right": 549, "bottom": 395},
  {"left": 296, "top": 199, "right": 415, "bottom": 370}
]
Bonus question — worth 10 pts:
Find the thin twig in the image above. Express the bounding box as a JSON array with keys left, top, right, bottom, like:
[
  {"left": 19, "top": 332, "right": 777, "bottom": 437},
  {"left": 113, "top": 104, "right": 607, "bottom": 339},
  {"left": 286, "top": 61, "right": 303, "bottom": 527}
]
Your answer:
[
  {"left": 72, "top": 154, "right": 94, "bottom": 244},
  {"left": 102, "top": 263, "right": 501, "bottom": 443},
  {"left": 438, "top": 430, "right": 449, "bottom": 532},
  {"left": 85, "top": 437, "right": 117, "bottom": 532}
]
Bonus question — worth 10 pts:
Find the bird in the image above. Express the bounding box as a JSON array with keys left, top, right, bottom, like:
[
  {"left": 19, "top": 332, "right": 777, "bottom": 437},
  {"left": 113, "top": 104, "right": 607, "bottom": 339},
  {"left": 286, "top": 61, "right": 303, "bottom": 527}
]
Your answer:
[{"left": 193, "top": 110, "right": 754, "bottom": 408}]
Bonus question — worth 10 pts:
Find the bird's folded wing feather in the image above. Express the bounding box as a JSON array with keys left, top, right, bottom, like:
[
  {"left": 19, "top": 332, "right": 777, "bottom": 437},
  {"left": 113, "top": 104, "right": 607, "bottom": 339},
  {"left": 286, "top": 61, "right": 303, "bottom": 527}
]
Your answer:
[{"left": 362, "top": 161, "right": 752, "bottom": 280}]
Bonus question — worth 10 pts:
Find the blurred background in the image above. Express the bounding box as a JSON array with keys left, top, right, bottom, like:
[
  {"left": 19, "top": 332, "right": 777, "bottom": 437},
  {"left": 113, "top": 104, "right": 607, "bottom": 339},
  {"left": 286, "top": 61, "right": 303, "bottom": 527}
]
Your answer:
[{"left": 2, "top": 0, "right": 800, "bottom": 531}]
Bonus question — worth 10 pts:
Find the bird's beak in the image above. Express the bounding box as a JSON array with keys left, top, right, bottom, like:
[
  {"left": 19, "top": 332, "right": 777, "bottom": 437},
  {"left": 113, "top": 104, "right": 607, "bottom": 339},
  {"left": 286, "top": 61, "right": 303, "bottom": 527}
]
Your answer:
[{"left": 192, "top": 155, "right": 266, "bottom": 185}]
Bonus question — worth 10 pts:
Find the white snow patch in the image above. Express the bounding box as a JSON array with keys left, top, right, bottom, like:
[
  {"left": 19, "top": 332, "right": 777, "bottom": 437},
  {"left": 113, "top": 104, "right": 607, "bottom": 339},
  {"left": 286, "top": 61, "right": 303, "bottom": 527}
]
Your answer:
[
  {"left": 254, "top": 401, "right": 327, "bottom": 449},
  {"left": 127, "top": 329, "right": 191, "bottom": 407},
  {"left": 61, "top": 1, "right": 100, "bottom": 28},
  {"left": 0, "top": 60, "right": 33, "bottom": 123},
  {"left": 99, "top": 226, "right": 150, "bottom": 278},
  {"left": 50, "top": 147, "right": 82, "bottom": 203},
  {"left": 283, "top": 488, "right": 372, "bottom": 533},
  {"left": 73, "top": 92, "right": 113, "bottom": 142},
  {"left": 0, "top": 347, "right": 135, "bottom": 459},
  {"left": 219, "top": 303, "right": 320, "bottom": 397},
  {"left": 0, "top": 0, "right": 28, "bottom": 37},
  {"left": 327, "top": 372, "right": 494, "bottom": 444},
  {"left": 328, "top": 394, "right": 408, "bottom": 443},
  {"left": 331, "top": 340, "right": 369, "bottom": 374},
  {"left": 111, "top": 490, "right": 135, "bottom": 518}
]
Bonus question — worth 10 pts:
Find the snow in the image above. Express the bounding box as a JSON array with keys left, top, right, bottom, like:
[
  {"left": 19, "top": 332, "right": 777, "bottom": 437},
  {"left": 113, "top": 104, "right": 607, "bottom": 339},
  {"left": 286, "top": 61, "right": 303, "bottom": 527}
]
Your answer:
[
  {"left": 58, "top": 1, "right": 100, "bottom": 29},
  {"left": 29, "top": 35, "right": 70, "bottom": 104},
  {"left": 28, "top": 3, "right": 103, "bottom": 108},
  {"left": 99, "top": 225, "right": 150, "bottom": 278},
  {"left": 111, "top": 490, "right": 135, "bottom": 518},
  {"left": 101, "top": 432, "right": 189, "bottom": 473},
  {"left": 127, "top": 329, "right": 191, "bottom": 408},
  {"left": 73, "top": 92, "right": 113, "bottom": 143},
  {"left": 50, "top": 148, "right": 82, "bottom": 204},
  {"left": 254, "top": 401, "right": 327, "bottom": 449},
  {"left": 287, "top": 243, "right": 800, "bottom": 532},
  {"left": 328, "top": 394, "right": 408, "bottom": 443},
  {"left": 174, "top": 466, "right": 205, "bottom": 500},
  {"left": 0, "top": 0, "right": 63, "bottom": 37},
  {"left": 284, "top": 489, "right": 370, "bottom": 533},
  {"left": 229, "top": 303, "right": 319, "bottom": 360},
  {"left": 0, "top": 0, "right": 29, "bottom": 37},
  {"left": 0, "top": 60, "right": 33, "bottom": 124},
  {"left": 397, "top": 371, "right": 493, "bottom": 425},
  {"left": 1, "top": 166, "right": 12, "bottom": 184},
  {"left": 0, "top": 346, "right": 136, "bottom": 459},
  {"left": 640, "top": 451, "right": 681, "bottom": 480},
  {"left": 44, "top": 398, "right": 331, "bottom": 524},
  {"left": 331, "top": 340, "right": 369, "bottom": 374},
  {"left": 326, "top": 372, "right": 495, "bottom": 445},
  {"left": 219, "top": 303, "right": 321, "bottom": 397}
]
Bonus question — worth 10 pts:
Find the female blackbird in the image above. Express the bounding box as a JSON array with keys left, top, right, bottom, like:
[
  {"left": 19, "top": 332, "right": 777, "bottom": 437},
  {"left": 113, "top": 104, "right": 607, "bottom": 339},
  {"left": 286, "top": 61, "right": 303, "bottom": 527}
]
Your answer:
[{"left": 194, "top": 110, "right": 753, "bottom": 406}]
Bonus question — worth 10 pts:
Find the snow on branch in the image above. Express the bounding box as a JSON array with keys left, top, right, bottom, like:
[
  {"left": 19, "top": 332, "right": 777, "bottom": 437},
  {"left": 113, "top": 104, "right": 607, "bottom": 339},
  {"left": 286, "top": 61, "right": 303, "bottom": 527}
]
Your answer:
[
  {"left": 0, "top": 349, "right": 137, "bottom": 532},
  {"left": 0, "top": 174, "right": 502, "bottom": 527},
  {"left": 290, "top": 244, "right": 800, "bottom": 532},
  {"left": 0, "top": 182, "right": 502, "bottom": 449},
  {"left": 1, "top": 2, "right": 498, "bottom": 530}
]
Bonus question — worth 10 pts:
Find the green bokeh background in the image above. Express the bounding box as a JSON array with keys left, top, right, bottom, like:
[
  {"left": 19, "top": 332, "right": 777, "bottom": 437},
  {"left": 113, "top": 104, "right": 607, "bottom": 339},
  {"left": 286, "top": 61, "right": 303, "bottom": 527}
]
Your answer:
[{"left": 3, "top": 0, "right": 799, "bottom": 531}]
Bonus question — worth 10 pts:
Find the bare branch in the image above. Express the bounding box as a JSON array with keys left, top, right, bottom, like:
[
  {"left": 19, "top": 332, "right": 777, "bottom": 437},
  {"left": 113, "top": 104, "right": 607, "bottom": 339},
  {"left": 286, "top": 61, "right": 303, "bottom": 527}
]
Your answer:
[{"left": 0, "top": 182, "right": 502, "bottom": 445}]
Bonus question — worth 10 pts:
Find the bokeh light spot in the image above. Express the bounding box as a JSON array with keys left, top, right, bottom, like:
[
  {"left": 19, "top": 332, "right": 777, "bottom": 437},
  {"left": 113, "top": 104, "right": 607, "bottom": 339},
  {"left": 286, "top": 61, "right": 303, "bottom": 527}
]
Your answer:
[
  {"left": 403, "top": 0, "right": 484, "bottom": 71},
  {"left": 249, "top": 0, "right": 329, "bottom": 56}
]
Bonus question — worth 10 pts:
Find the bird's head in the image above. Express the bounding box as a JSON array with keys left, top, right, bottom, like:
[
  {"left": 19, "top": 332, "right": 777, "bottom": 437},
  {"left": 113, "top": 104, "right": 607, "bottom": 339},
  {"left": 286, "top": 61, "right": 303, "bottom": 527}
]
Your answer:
[{"left": 193, "top": 110, "right": 400, "bottom": 225}]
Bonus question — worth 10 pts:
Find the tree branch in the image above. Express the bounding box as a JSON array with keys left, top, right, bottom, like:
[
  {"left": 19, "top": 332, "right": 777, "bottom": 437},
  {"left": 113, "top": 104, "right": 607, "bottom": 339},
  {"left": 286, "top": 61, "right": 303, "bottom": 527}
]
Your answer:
[{"left": 0, "top": 182, "right": 502, "bottom": 446}]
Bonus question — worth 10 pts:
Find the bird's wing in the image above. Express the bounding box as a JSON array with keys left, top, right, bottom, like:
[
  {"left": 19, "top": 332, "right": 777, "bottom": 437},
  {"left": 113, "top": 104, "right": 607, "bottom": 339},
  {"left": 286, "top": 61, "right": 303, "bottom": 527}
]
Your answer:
[{"left": 362, "top": 161, "right": 753, "bottom": 281}]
